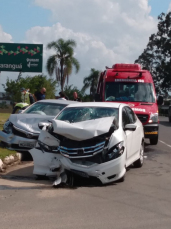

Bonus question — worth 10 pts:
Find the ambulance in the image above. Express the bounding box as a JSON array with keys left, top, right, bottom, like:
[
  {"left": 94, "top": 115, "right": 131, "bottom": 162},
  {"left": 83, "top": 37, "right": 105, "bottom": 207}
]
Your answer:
[{"left": 95, "top": 63, "right": 161, "bottom": 145}]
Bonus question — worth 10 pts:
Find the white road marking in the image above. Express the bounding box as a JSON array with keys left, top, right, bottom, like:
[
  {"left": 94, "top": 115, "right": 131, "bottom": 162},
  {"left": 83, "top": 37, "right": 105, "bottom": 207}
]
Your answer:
[{"left": 159, "top": 140, "right": 171, "bottom": 148}]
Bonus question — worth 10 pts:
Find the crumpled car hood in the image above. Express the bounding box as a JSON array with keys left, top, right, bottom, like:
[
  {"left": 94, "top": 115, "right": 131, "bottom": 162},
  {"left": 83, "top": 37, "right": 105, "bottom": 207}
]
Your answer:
[
  {"left": 52, "top": 117, "right": 115, "bottom": 141},
  {"left": 9, "top": 114, "right": 54, "bottom": 133}
]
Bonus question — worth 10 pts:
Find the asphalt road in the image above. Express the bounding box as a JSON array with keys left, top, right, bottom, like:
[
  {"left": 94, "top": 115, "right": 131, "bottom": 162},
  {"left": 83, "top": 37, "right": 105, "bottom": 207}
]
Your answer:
[{"left": 0, "top": 116, "right": 171, "bottom": 229}]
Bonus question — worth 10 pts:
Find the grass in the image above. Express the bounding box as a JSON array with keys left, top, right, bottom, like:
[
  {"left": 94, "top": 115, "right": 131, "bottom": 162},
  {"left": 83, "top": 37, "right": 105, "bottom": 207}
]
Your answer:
[
  {"left": 0, "top": 148, "right": 16, "bottom": 160},
  {"left": 0, "top": 113, "right": 10, "bottom": 130},
  {"left": 0, "top": 113, "right": 14, "bottom": 160}
]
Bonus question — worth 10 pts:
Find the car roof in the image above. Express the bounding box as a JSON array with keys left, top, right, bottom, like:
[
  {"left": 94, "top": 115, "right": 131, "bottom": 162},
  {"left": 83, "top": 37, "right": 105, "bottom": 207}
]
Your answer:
[
  {"left": 35, "top": 99, "right": 77, "bottom": 105},
  {"left": 66, "top": 102, "right": 123, "bottom": 108}
]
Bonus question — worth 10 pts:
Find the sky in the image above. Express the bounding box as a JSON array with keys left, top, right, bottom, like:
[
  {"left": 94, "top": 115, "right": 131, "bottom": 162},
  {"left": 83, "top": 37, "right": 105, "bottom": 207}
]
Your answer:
[{"left": 0, "top": 0, "right": 171, "bottom": 93}]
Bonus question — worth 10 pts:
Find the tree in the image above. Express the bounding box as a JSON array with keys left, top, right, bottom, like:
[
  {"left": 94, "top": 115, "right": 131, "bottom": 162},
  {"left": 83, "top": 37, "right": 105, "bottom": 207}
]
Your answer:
[
  {"left": 82, "top": 68, "right": 100, "bottom": 99},
  {"left": 3, "top": 75, "right": 57, "bottom": 104},
  {"left": 46, "top": 38, "right": 80, "bottom": 91},
  {"left": 64, "top": 84, "right": 82, "bottom": 100},
  {"left": 63, "top": 84, "right": 91, "bottom": 102},
  {"left": 135, "top": 12, "right": 171, "bottom": 94}
]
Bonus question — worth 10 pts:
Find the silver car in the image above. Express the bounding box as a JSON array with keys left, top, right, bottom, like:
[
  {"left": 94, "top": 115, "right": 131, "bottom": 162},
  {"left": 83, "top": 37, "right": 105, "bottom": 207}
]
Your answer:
[{"left": 0, "top": 99, "right": 76, "bottom": 151}]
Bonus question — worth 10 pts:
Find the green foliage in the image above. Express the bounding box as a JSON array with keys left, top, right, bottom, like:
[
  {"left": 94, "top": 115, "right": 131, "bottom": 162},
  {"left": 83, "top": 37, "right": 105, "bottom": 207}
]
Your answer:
[
  {"left": 82, "top": 94, "right": 91, "bottom": 102},
  {"left": 0, "top": 113, "right": 10, "bottom": 130},
  {"left": 82, "top": 68, "right": 100, "bottom": 100},
  {"left": 3, "top": 75, "right": 57, "bottom": 103},
  {"left": 0, "top": 148, "right": 16, "bottom": 159},
  {"left": 135, "top": 12, "right": 171, "bottom": 94},
  {"left": 64, "top": 85, "right": 82, "bottom": 100},
  {"left": 0, "top": 102, "right": 8, "bottom": 109},
  {"left": 46, "top": 38, "right": 80, "bottom": 91},
  {"left": 63, "top": 84, "right": 91, "bottom": 102},
  {"left": 0, "top": 113, "right": 12, "bottom": 159}
]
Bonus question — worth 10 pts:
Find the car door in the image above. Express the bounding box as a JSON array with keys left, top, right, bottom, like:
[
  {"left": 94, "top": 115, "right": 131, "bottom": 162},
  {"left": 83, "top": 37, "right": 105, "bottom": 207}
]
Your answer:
[
  {"left": 125, "top": 106, "right": 141, "bottom": 158},
  {"left": 122, "top": 107, "right": 133, "bottom": 166}
]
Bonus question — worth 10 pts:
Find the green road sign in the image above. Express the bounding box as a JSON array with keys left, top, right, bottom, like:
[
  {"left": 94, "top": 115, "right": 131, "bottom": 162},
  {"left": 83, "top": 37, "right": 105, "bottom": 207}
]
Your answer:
[{"left": 0, "top": 43, "right": 43, "bottom": 72}]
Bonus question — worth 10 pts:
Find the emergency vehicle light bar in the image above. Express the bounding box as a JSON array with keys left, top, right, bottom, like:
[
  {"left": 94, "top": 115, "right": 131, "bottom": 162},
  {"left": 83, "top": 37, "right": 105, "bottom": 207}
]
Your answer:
[{"left": 113, "top": 64, "right": 142, "bottom": 71}]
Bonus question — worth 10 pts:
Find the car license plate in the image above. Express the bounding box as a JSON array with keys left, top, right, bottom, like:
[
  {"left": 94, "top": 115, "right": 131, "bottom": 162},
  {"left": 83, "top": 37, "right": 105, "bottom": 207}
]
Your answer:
[{"left": 19, "top": 141, "right": 35, "bottom": 148}]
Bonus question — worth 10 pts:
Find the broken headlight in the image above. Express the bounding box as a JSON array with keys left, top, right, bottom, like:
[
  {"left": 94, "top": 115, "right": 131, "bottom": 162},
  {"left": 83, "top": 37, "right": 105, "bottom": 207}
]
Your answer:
[
  {"left": 106, "top": 141, "right": 124, "bottom": 161},
  {"left": 3, "top": 120, "right": 13, "bottom": 134},
  {"left": 38, "top": 140, "right": 58, "bottom": 152}
]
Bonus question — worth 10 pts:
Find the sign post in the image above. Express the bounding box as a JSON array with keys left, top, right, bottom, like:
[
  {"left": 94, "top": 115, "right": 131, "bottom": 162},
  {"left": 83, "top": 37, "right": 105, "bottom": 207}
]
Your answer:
[{"left": 0, "top": 43, "right": 43, "bottom": 73}]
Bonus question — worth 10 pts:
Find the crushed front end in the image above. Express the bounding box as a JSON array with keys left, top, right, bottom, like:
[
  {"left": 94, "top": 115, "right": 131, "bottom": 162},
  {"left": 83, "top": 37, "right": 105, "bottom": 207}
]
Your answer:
[
  {"left": 0, "top": 120, "right": 38, "bottom": 151},
  {"left": 59, "top": 136, "right": 126, "bottom": 184},
  {"left": 52, "top": 118, "right": 126, "bottom": 185}
]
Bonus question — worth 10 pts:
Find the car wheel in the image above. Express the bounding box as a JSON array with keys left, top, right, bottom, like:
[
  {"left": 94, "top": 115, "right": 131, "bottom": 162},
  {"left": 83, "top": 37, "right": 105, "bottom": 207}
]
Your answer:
[
  {"left": 117, "top": 174, "right": 125, "bottom": 182},
  {"left": 117, "top": 166, "right": 126, "bottom": 183},
  {"left": 134, "top": 141, "right": 144, "bottom": 168},
  {"left": 35, "top": 175, "right": 48, "bottom": 180},
  {"left": 67, "top": 173, "right": 75, "bottom": 187},
  {"left": 150, "top": 135, "right": 158, "bottom": 145}
]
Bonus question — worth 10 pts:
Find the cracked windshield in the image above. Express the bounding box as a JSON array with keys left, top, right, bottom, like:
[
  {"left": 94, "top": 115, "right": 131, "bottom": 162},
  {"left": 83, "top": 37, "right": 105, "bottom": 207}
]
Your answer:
[{"left": 56, "top": 107, "right": 119, "bottom": 123}]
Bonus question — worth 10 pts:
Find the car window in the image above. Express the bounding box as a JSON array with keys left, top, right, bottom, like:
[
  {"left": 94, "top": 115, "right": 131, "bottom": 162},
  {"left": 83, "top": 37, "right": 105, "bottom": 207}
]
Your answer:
[
  {"left": 23, "top": 102, "right": 66, "bottom": 116},
  {"left": 105, "top": 82, "right": 155, "bottom": 103},
  {"left": 122, "top": 108, "right": 130, "bottom": 128},
  {"left": 56, "top": 107, "right": 119, "bottom": 123},
  {"left": 125, "top": 106, "right": 137, "bottom": 123}
]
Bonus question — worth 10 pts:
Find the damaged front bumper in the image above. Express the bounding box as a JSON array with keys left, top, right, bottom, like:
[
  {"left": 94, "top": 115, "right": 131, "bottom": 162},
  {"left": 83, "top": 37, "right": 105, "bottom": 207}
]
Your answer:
[
  {"left": 29, "top": 148, "right": 63, "bottom": 177},
  {"left": 0, "top": 130, "right": 37, "bottom": 151},
  {"left": 29, "top": 129, "right": 62, "bottom": 176},
  {"left": 30, "top": 117, "right": 126, "bottom": 185},
  {"left": 30, "top": 141, "right": 126, "bottom": 184},
  {"left": 60, "top": 152, "right": 126, "bottom": 184}
]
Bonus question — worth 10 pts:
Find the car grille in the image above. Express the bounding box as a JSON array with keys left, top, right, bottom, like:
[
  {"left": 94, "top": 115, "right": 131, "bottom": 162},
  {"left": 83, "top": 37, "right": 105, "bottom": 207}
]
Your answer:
[
  {"left": 12, "top": 126, "right": 39, "bottom": 139},
  {"left": 59, "top": 141, "right": 105, "bottom": 158},
  {"left": 137, "top": 114, "right": 149, "bottom": 124}
]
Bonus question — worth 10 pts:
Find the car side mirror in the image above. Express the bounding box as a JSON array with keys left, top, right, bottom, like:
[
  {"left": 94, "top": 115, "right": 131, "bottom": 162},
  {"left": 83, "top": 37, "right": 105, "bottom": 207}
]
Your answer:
[
  {"left": 94, "top": 93, "right": 101, "bottom": 102},
  {"left": 124, "top": 123, "right": 137, "bottom": 131},
  {"left": 38, "top": 122, "right": 50, "bottom": 130},
  {"left": 157, "top": 95, "right": 163, "bottom": 106}
]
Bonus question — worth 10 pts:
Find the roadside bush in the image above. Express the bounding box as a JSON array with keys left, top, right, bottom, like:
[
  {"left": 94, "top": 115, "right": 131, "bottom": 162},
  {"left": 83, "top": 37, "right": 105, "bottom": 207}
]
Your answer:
[
  {"left": 0, "top": 102, "right": 8, "bottom": 109},
  {"left": 3, "top": 74, "right": 57, "bottom": 103}
]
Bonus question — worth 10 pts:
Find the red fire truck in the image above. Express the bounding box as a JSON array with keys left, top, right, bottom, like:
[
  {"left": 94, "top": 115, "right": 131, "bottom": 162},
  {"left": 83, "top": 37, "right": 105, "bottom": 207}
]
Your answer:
[{"left": 95, "top": 63, "right": 161, "bottom": 145}]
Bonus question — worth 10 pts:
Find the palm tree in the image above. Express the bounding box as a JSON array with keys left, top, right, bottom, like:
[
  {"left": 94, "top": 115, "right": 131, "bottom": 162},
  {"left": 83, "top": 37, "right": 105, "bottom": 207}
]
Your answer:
[
  {"left": 46, "top": 38, "right": 80, "bottom": 91},
  {"left": 82, "top": 68, "right": 100, "bottom": 99}
]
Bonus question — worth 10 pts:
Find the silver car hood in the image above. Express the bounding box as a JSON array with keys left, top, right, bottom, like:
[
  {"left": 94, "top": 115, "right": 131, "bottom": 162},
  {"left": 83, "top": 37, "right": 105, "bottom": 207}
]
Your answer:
[
  {"left": 9, "top": 114, "right": 54, "bottom": 133},
  {"left": 52, "top": 117, "right": 115, "bottom": 141}
]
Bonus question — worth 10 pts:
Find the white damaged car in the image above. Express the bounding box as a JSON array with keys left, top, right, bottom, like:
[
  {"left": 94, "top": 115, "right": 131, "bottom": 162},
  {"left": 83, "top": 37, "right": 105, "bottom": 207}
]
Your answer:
[
  {"left": 0, "top": 100, "right": 76, "bottom": 151},
  {"left": 30, "top": 102, "right": 144, "bottom": 185}
]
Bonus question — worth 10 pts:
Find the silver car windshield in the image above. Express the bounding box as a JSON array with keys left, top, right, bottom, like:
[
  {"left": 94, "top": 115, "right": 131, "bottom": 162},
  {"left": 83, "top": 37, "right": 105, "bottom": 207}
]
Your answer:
[
  {"left": 56, "top": 107, "right": 119, "bottom": 123},
  {"left": 105, "top": 82, "right": 155, "bottom": 103},
  {"left": 23, "top": 102, "right": 66, "bottom": 116}
]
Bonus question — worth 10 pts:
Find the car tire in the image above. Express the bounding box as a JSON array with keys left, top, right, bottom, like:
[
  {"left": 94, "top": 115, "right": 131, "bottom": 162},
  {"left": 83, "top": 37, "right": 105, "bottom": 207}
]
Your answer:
[
  {"left": 150, "top": 135, "right": 158, "bottom": 145},
  {"left": 67, "top": 173, "right": 75, "bottom": 187},
  {"left": 134, "top": 141, "right": 144, "bottom": 168},
  {"left": 169, "top": 116, "right": 171, "bottom": 123},
  {"left": 117, "top": 174, "right": 125, "bottom": 182},
  {"left": 35, "top": 175, "right": 48, "bottom": 180}
]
